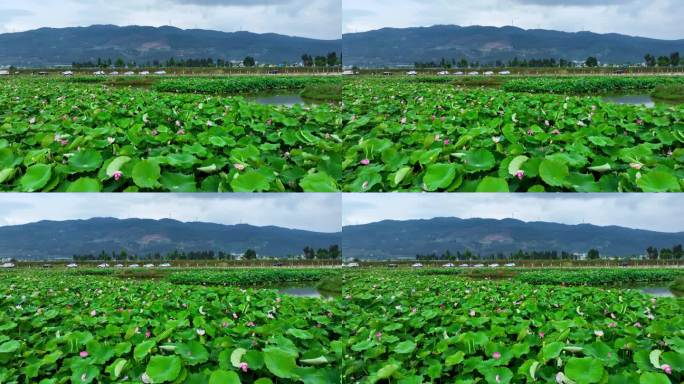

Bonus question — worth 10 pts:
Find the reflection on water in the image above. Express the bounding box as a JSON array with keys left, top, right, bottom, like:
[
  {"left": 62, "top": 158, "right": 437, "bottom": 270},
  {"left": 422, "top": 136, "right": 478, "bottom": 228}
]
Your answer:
[
  {"left": 277, "top": 285, "right": 339, "bottom": 299},
  {"left": 246, "top": 94, "right": 309, "bottom": 107},
  {"left": 601, "top": 94, "right": 655, "bottom": 108},
  {"left": 637, "top": 287, "right": 678, "bottom": 298}
]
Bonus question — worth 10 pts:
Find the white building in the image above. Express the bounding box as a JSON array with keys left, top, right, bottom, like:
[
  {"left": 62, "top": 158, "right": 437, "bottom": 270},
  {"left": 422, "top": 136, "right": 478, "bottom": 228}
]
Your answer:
[
  {"left": 0, "top": 70, "right": 10, "bottom": 76},
  {"left": 0, "top": 263, "right": 15, "bottom": 268},
  {"left": 62, "top": 71, "right": 74, "bottom": 76}
]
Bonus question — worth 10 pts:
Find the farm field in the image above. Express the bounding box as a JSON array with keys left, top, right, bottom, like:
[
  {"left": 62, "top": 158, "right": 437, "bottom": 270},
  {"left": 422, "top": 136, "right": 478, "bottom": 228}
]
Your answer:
[
  {"left": 341, "top": 76, "right": 684, "bottom": 192},
  {"left": 0, "top": 268, "right": 344, "bottom": 383},
  {"left": 342, "top": 269, "right": 684, "bottom": 383},
  {"left": 0, "top": 76, "right": 342, "bottom": 192}
]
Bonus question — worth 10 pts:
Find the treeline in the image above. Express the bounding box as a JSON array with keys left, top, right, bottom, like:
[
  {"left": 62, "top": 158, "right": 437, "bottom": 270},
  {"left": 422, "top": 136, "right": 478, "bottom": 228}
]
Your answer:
[
  {"left": 415, "top": 244, "right": 684, "bottom": 261},
  {"left": 71, "top": 52, "right": 341, "bottom": 69},
  {"left": 71, "top": 245, "right": 341, "bottom": 261},
  {"left": 414, "top": 52, "right": 682, "bottom": 69}
]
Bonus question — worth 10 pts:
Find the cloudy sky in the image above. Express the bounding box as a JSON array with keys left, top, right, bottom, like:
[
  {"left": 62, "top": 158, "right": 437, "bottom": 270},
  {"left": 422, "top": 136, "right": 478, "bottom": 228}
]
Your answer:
[
  {"left": 0, "top": 194, "right": 341, "bottom": 233},
  {"left": 343, "top": 0, "right": 684, "bottom": 39},
  {"left": 0, "top": 0, "right": 341, "bottom": 39},
  {"left": 343, "top": 194, "right": 684, "bottom": 233}
]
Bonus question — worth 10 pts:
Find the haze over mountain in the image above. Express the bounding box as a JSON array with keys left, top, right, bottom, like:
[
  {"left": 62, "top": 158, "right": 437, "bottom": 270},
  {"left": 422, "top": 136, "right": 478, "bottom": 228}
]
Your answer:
[
  {"left": 342, "top": 25, "right": 684, "bottom": 67},
  {"left": 342, "top": 217, "right": 684, "bottom": 260},
  {"left": 0, "top": 218, "right": 341, "bottom": 260},
  {"left": 0, "top": 25, "right": 341, "bottom": 67}
]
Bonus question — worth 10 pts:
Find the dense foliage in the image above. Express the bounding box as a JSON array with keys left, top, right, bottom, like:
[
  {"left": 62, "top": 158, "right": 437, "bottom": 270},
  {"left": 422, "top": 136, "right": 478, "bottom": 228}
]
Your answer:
[
  {"left": 501, "top": 77, "right": 684, "bottom": 94},
  {"left": 0, "top": 271, "right": 343, "bottom": 383},
  {"left": 341, "top": 79, "right": 684, "bottom": 192},
  {"left": 153, "top": 77, "right": 340, "bottom": 95},
  {"left": 0, "top": 79, "right": 341, "bottom": 192},
  {"left": 167, "top": 269, "right": 337, "bottom": 286},
  {"left": 343, "top": 272, "right": 684, "bottom": 383},
  {"left": 518, "top": 269, "right": 684, "bottom": 286}
]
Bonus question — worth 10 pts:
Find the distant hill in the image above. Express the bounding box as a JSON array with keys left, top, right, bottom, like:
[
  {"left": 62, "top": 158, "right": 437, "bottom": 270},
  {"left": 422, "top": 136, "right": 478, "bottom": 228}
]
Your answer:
[
  {"left": 342, "top": 217, "right": 684, "bottom": 259},
  {"left": 0, "top": 218, "right": 340, "bottom": 260},
  {"left": 342, "top": 25, "right": 684, "bottom": 67},
  {"left": 0, "top": 25, "right": 341, "bottom": 67}
]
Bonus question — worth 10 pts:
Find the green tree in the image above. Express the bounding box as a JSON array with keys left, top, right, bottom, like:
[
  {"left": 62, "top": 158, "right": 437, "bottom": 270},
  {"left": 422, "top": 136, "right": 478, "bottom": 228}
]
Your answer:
[
  {"left": 243, "top": 249, "right": 257, "bottom": 260},
  {"left": 657, "top": 55, "right": 671, "bottom": 67},
  {"left": 243, "top": 56, "right": 256, "bottom": 67},
  {"left": 644, "top": 54, "right": 656, "bottom": 67},
  {"left": 585, "top": 56, "right": 599, "bottom": 67},
  {"left": 314, "top": 56, "right": 327, "bottom": 67},
  {"left": 326, "top": 52, "right": 338, "bottom": 67},
  {"left": 670, "top": 52, "right": 681, "bottom": 66},
  {"left": 646, "top": 246, "right": 659, "bottom": 260},
  {"left": 587, "top": 249, "right": 600, "bottom": 260},
  {"left": 115, "top": 58, "right": 125, "bottom": 68}
]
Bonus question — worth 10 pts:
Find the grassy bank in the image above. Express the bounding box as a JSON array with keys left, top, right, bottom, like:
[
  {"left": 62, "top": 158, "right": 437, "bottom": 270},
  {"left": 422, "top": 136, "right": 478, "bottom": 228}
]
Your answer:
[
  {"left": 652, "top": 84, "right": 684, "bottom": 103},
  {"left": 300, "top": 83, "right": 342, "bottom": 102},
  {"left": 671, "top": 277, "right": 684, "bottom": 293}
]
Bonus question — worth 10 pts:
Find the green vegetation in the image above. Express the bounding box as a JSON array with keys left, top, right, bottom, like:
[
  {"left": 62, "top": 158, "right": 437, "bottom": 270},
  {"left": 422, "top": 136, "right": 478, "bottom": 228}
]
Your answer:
[
  {"left": 652, "top": 84, "right": 684, "bottom": 103},
  {"left": 153, "top": 76, "right": 339, "bottom": 95},
  {"left": 0, "top": 78, "right": 341, "bottom": 192},
  {"left": 300, "top": 83, "right": 342, "bottom": 102},
  {"left": 670, "top": 277, "right": 684, "bottom": 293},
  {"left": 343, "top": 271, "right": 684, "bottom": 383},
  {"left": 166, "top": 269, "right": 337, "bottom": 286},
  {"left": 501, "top": 76, "right": 684, "bottom": 94},
  {"left": 341, "top": 78, "right": 684, "bottom": 192},
  {"left": 517, "top": 269, "right": 684, "bottom": 286},
  {"left": 0, "top": 270, "right": 342, "bottom": 383}
]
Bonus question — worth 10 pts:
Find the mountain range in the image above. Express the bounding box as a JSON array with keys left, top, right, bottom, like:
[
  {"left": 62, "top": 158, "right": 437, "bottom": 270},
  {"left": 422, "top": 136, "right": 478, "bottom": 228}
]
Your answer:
[
  {"left": 342, "top": 25, "right": 684, "bottom": 67},
  {"left": 0, "top": 218, "right": 340, "bottom": 260},
  {"left": 0, "top": 25, "right": 341, "bottom": 67},
  {"left": 342, "top": 217, "right": 684, "bottom": 259}
]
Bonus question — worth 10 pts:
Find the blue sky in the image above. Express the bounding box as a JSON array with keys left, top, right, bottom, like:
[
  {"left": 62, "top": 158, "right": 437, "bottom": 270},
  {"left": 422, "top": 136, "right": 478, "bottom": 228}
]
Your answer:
[
  {"left": 342, "top": 194, "right": 684, "bottom": 233},
  {"left": 0, "top": 194, "right": 342, "bottom": 233},
  {"left": 343, "top": 0, "right": 684, "bottom": 39},
  {"left": 0, "top": 0, "right": 341, "bottom": 39}
]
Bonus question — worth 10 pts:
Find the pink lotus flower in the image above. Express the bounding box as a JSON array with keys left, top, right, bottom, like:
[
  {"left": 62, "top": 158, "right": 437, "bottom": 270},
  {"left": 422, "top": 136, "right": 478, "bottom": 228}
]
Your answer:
[
  {"left": 661, "top": 364, "right": 672, "bottom": 375},
  {"left": 608, "top": 322, "right": 617, "bottom": 328},
  {"left": 551, "top": 129, "right": 561, "bottom": 135},
  {"left": 594, "top": 330, "right": 604, "bottom": 337},
  {"left": 492, "top": 351, "right": 501, "bottom": 359},
  {"left": 175, "top": 120, "right": 181, "bottom": 127},
  {"left": 515, "top": 170, "right": 525, "bottom": 180},
  {"left": 247, "top": 321, "right": 255, "bottom": 327},
  {"left": 635, "top": 118, "right": 643, "bottom": 125},
  {"left": 469, "top": 309, "right": 476, "bottom": 317},
  {"left": 443, "top": 139, "right": 449, "bottom": 145},
  {"left": 266, "top": 119, "right": 273, "bottom": 125},
  {"left": 233, "top": 312, "right": 238, "bottom": 319},
  {"left": 90, "top": 310, "right": 97, "bottom": 317},
  {"left": 634, "top": 322, "right": 642, "bottom": 328},
  {"left": 539, "top": 332, "right": 545, "bottom": 339},
  {"left": 556, "top": 372, "right": 564, "bottom": 384},
  {"left": 440, "top": 116, "right": 445, "bottom": 122},
  {"left": 60, "top": 139, "right": 69, "bottom": 146},
  {"left": 239, "top": 362, "right": 249, "bottom": 372},
  {"left": 375, "top": 332, "right": 382, "bottom": 340},
  {"left": 150, "top": 129, "right": 158, "bottom": 136},
  {"left": 176, "top": 129, "right": 185, "bottom": 135},
  {"left": 196, "top": 328, "right": 205, "bottom": 336},
  {"left": 400, "top": 117, "right": 407, "bottom": 124},
  {"left": 360, "top": 159, "right": 370, "bottom": 165},
  {"left": 79, "top": 351, "right": 89, "bottom": 358},
  {"left": 544, "top": 120, "right": 550, "bottom": 126},
  {"left": 431, "top": 115, "right": 436, "bottom": 121},
  {"left": 234, "top": 163, "right": 245, "bottom": 171},
  {"left": 107, "top": 137, "right": 115, "bottom": 144},
  {"left": 145, "top": 330, "right": 151, "bottom": 338},
  {"left": 222, "top": 321, "right": 229, "bottom": 328},
  {"left": 113, "top": 171, "right": 123, "bottom": 181}
]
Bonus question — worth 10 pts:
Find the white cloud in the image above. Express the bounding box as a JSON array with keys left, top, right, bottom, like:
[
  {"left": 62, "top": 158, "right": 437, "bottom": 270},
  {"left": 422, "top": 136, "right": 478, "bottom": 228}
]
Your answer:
[
  {"left": 0, "top": 0, "right": 341, "bottom": 39},
  {"left": 342, "top": 194, "right": 684, "bottom": 233},
  {"left": 343, "top": 0, "right": 683, "bottom": 40},
  {"left": 0, "top": 194, "right": 342, "bottom": 233}
]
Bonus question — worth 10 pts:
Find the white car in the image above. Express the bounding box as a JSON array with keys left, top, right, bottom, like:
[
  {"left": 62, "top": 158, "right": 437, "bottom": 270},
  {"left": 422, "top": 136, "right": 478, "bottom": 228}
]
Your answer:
[
  {"left": 342, "top": 70, "right": 355, "bottom": 76},
  {"left": 129, "top": 264, "right": 140, "bottom": 268},
  {"left": 144, "top": 264, "right": 155, "bottom": 268},
  {"left": 505, "top": 263, "right": 516, "bottom": 267},
  {"left": 93, "top": 71, "right": 105, "bottom": 76},
  {"left": 139, "top": 71, "right": 150, "bottom": 75},
  {"left": 0, "top": 70, "right": 9, "bottom": 76},
  {"left": 453, "top": 71, "right": 464, "bottom": 75},
  {"left": 66, "top": 263, "right": 78, "bottom": 268},
  {"left": 411, "top": 263, "right": 423, "bottom": 268},
  {"left": 154, "top": 70, "right": 167, "bottom": 75},
  {"left": 124, "top": 71, "right": 135, "bottom": 75},
  {"left": 109, "top": 71, "right": 119, "bottom": 76},
  {"left": 0, "top": 262, "right": 15, "bottom": 268},
  {"left": 443, "top": 263, "right": 455, "bottom": 268},
  {"left": 406, "top": 71, "right": 418, "bottom": 76},
  {"left": 473, "top": 263, "right": 484, "bottom": 268},
  {"left": 159, "top": 263, "right": 171, "bottom": 267},
  {"left": 437, "top": 70, "right": 450, "bottom": 76},
  {"left": 97, "top": 263, "right": 109, "bottom": 268},
  {"left": 489, "top": 263, "right": 500, "bottom": 268},
  {"left": 459, "top": 264, "right": 470, "bottom": 267},
  {"left": 468, "top": 71, "right": 480, "bottom": 75},
  {"left": 499, "top": 70, "right": 511, "bottom": 75},
  {"left": 62, "top": 71, "right": 74, "bottom": 76},
  {"left": 484, "top": 71, "right": 494, "bottom": 76},
  {"left": 343, "top": 262, "right": 360, "bottom": 268},
  {"left": 115, "top": 264, "right": 124, "bottom": 268}
]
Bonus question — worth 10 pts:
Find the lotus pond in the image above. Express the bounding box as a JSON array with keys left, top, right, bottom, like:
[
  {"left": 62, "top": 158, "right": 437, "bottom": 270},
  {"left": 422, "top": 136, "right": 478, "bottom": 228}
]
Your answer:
[
  {"left": 0, "top": 78, "right": 342, "bottom": 192},
  {"left": 0, "top": 270, "right": 344, "bottom": 383},
  {"left": 342, "top": 271, "right": 684, "bottom": 383},
  {"left": 341, "top": 78, "right": 684, "bottom": 192}
]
